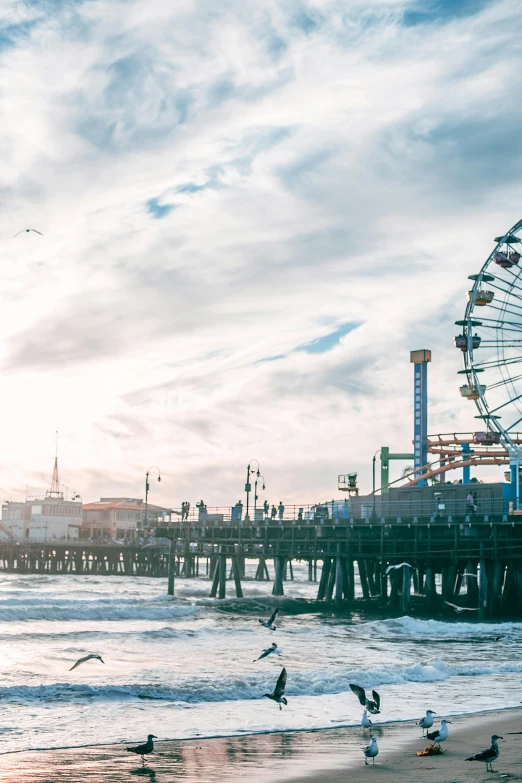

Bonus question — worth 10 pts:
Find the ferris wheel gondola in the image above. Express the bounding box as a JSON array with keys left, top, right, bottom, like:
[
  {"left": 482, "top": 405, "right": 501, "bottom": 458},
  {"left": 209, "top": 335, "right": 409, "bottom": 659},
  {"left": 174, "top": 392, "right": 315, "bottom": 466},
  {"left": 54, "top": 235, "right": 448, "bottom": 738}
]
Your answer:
[{"left": 458, "top": 219, "right": 522, "bottom": 494}]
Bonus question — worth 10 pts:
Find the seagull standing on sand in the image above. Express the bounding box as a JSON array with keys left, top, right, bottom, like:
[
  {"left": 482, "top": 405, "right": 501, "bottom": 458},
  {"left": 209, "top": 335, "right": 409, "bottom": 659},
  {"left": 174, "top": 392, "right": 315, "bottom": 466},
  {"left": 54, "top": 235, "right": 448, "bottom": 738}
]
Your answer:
[
  {"left": 126, "top": 734, "right": 157, "bottom": 765},
  {"left": 362, "top": 710, "right": 372, "bottom": 730},
  {"left": 349, "top": 684, "right": 381, "bottom": 714},
  {"left": 259, "top": 609, "right": 278, "bottom": 631},
  {"left": 418, "top": 709, "right": 436, "bottom": 737},
  {"left": 363, "top": 736, "right": 379, "bottom": 765},
  {"left": 254, "top": 643, "right": 279, "bottom": 662},
  {"left": 69, "top": 653, "right": 104, "bottom": 671},
  {"left": 263, "top": 667, "right": 288, "bottom": 710},
  {"left": 466, "top": 734, "right": 503, "bottom": 773},
  {"left": 14, "top": 229, "right": 43, "bottom": 237},
  {"left": 427, "top": 719, "right": 451, "bottom": 748}
]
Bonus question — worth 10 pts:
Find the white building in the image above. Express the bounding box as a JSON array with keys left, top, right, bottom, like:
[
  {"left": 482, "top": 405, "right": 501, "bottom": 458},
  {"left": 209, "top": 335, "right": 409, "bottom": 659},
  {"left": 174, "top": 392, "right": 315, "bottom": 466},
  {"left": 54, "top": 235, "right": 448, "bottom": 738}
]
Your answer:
[{"left": 2, "top": 456, "right": 82, "bottom": 542}]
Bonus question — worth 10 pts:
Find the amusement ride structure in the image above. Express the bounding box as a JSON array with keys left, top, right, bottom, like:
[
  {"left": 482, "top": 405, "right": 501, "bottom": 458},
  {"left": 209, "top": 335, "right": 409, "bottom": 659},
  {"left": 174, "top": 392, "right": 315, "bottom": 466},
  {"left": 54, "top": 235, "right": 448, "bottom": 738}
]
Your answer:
[{"left": 340, "top": 218, "right": 522, "bottom": 504}]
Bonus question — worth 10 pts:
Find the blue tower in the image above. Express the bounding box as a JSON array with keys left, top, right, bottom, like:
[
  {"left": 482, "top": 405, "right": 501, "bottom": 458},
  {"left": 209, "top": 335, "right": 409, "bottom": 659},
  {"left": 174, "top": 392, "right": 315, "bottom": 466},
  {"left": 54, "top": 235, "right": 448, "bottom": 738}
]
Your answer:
[{"left": 411, "top": 349, "right": 431, "bottom": 485}]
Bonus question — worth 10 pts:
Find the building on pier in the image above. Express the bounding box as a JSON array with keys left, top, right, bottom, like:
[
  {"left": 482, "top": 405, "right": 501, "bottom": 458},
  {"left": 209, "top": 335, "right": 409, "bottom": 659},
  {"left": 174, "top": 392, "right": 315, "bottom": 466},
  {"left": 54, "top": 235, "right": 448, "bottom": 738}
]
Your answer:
[
  {"left": 1, "top": 454, "right": 82, "bottom": 542},
  {"left": 81, "top": 497, "right": 171, "bottom": 540}
]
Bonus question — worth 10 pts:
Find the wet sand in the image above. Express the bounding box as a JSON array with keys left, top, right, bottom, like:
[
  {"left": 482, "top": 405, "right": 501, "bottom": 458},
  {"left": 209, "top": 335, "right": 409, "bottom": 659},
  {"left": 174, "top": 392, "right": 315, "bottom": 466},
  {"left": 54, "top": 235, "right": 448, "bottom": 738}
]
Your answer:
[{"left": 1, "top": 708, "right": 521, "bottom": 783}]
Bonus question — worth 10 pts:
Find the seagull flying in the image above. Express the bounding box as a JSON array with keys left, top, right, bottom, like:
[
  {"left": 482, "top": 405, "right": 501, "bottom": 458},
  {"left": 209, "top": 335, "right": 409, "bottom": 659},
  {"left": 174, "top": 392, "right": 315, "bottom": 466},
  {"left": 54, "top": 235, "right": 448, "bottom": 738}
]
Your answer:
[
  {"left": 362, "top": 710, "right": 372, "bottom": 730},
  {"left": 126, "top": 734, "right": 157, "bottom": 765},
  {"left": 69, "top": 653, "right": 104, "bottom": 671},
  {"left": 427, "top": 719, "right": 451, "bottom": 747},
  {"left": 444, "top": 601, "right": 479, "bottom": 613},
  {"left": 466, "top": 734, "right": 503, "bottom": 773},
  {"left": 385, "top": 563, "right": 412, "bottom": 575},
  {"left": 259, "top": 608, "right": 278, "bottom": 631},
  {"left": 418, "top": 710, "right": 436, "bottom": 737},
  {"left": 350, "top": 684, "right": 380, "bottom": 714},
  {"left": 14, "top": 229, "right": 43, "bottom": 237},
  {"left": 363, "top": 736, "right": 379, "bottom": 765},
  {"left": 263, "top": 667, "right": 288, "bottom": 710},
  {"left": 254, "top": 643, "right": 279, "bottom": 662}
]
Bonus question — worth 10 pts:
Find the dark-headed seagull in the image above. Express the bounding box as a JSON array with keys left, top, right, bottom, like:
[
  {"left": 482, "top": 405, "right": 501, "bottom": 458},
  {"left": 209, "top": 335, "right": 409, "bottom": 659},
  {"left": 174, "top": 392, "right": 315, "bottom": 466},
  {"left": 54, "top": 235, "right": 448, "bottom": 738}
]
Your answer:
[
  {"left": 263, "top": 667, "right": 287, "bottom": 710},
  {"left": 254, "top": 642, "right": 279, "bottom": 662},
  {"left": 69, "top": 653, "right": 104, "bottom": 671},
  {"left": 466, "top": 734, "right": 503, "bottom": 773},
  {"left": 350, "top": 684, "right": 380, "bottom": 714},
  {"left": 14, "top": 229, "right": 43, "bottom": 237},
  {"left": 126, "top": 734, "right": 157, "bottom": 765},
  {"left": 259, "top": 608, "right": 278, "bottom": 631}
]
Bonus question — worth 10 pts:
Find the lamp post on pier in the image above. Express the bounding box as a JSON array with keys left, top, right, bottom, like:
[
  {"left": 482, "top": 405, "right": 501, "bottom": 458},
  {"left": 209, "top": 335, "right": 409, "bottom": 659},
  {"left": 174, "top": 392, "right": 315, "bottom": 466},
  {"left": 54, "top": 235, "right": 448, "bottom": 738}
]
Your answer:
[
  {"left": 254, "top": 474, "right": 266, "bottom": 522},
  {"left": 372, "top": 449, "right": 381, "bottom": 516},
  {"left": 245, "top": 460, "right": 260, "bottom": 522},
  {"left": 144, "top": 466, "right": 161, "bottom": 528}
]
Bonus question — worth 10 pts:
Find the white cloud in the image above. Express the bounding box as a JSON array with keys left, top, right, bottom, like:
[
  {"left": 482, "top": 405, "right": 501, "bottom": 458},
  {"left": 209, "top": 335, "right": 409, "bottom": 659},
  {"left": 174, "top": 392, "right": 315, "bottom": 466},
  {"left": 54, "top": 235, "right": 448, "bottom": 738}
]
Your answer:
[{"left": 0, "top": 0, "right": 521, "bottom": 505}]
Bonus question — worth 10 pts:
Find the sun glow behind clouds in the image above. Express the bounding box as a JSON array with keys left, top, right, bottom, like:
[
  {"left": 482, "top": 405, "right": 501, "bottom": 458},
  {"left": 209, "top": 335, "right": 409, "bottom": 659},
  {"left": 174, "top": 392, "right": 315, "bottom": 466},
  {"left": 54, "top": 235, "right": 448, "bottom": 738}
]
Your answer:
[{"left": 0, "top": 0, "right": 520, "bottom": 502}]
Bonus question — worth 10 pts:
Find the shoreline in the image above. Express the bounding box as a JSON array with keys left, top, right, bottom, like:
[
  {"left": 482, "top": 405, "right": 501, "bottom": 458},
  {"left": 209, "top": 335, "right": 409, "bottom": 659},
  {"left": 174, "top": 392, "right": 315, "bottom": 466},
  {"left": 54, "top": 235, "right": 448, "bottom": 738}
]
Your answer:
[
  {"left": 2, "top": 707, "right": 521, "bottom": 782},
  {"left": 1, "top": 703, "right": 521, "bottom": 756}
]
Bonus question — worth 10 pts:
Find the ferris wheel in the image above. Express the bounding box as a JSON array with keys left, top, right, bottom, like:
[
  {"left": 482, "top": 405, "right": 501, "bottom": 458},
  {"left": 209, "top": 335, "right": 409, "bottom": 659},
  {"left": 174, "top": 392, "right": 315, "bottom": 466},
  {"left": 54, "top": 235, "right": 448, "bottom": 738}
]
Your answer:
[{"left": 458, "top": 218, "right": 522, "bottom": 452}]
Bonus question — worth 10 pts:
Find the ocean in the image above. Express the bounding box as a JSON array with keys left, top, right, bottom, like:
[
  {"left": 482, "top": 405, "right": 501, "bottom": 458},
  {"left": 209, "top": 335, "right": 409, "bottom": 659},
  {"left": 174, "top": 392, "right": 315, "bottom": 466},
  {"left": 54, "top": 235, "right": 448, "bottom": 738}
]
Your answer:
[{"left": 0, "top": 564, "right": 521, "bottom": 755}]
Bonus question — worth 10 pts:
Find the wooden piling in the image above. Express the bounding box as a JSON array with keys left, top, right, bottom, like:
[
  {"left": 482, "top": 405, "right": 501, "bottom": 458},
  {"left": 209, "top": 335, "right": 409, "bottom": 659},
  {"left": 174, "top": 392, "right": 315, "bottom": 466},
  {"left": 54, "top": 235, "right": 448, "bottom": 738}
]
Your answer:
[
  {"left": 272, "top": 556, "right": 285, "bottom": 596},
  {"left": 317, "top": 558, "right": 332, "bottom": 600},
  {"left": 167, "top": 539, "right": 175, "bottom": 596},
  {"left": 231, "top": 556, "right": 243, "bottom": 598}
]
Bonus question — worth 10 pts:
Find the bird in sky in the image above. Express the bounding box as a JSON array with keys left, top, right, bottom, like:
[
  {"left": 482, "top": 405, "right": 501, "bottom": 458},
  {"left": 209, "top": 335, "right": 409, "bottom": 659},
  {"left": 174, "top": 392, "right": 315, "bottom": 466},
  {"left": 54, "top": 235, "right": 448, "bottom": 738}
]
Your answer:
[
  {"left": 427, "top": 719, "right": 451, "bottom": 748},
  {"left": 14, "top": 229, "right": 43, "bottom": 237},
  {"left": 466, "top": 734, "right": 503, "bottom": 773},
  {"left": 69, "top": 653, "right": 104, "bottom": 671},
  {"left": 126, "top": 734, "right": 157, "bottom": 765},
  {"left": 263, "top": 667, "right": 288, "bottom": 710},
  {"left": 259, "top": 608, "right": 278, "bottom": 631},
  {"left": 350, "top": 684, "right": 381, "bottom": 714},
  {"left": 361, "top": 709, "right": 372, "bottom": 730},
  {"left": 418, "top": 709, "right": 436, "bottom": 737},
  {"left": 253, "top": 642, "right": 279, "bottom": 662},
  {"left": 363, "top": 736, "right": 379, "bottom": 765}
]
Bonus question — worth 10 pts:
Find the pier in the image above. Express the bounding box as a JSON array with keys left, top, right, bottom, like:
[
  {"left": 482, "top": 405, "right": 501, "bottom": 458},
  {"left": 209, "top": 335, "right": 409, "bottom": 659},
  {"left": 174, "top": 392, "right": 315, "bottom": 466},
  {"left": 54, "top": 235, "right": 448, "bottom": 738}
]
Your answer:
[{"left": 2, "top": 493, "right": 522, "bottom": 618}]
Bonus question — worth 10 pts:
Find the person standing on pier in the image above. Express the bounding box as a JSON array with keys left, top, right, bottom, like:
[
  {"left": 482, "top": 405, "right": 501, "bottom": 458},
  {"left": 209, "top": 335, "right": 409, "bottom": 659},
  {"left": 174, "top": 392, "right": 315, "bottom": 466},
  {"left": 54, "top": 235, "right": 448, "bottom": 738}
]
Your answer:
[
  {"left": 467, "top": 492, "right": 477, "bottom": 514},
  {"left": 278, "top": 501, "right": 285, "bottom": 521},
  {"left": 263, "top": 500, "right": 269, "bottom": 519},
  {"left": 271, "top": 505, "right": 277, "bottom": 522}
]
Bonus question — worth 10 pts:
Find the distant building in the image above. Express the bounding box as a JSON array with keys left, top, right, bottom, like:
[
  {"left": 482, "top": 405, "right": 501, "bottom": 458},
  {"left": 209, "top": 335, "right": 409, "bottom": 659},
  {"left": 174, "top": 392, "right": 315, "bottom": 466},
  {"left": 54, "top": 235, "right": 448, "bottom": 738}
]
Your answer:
[
  {"left": 1, "top": 456, "right": 82, "bottom": 542},
  {"left": 81, "top": 498, "right": 171, "bottom": 540}
]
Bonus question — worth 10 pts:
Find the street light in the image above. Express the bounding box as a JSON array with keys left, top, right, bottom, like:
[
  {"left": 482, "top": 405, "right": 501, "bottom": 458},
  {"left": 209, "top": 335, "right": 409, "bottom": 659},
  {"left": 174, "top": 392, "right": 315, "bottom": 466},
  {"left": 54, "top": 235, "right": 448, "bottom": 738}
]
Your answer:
[
  {"left": 245, "top": 460, "right": 260, "bottom": 522},
  {"left": 372, "top": 449, "right": 381, "bottom": 517},
  {"left": 254, "top": 474, "right": 266, "bottom": 521},
  {"left": 145, "top": 466, "right": 161, "bottom": 528}
]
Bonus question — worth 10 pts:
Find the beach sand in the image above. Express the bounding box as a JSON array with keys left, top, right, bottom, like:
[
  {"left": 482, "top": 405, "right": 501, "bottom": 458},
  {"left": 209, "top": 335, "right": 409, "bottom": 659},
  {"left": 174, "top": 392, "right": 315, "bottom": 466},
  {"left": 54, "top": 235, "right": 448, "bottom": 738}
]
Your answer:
[{"left": 1, "top": 708, "right": 521, "bottom": 783}]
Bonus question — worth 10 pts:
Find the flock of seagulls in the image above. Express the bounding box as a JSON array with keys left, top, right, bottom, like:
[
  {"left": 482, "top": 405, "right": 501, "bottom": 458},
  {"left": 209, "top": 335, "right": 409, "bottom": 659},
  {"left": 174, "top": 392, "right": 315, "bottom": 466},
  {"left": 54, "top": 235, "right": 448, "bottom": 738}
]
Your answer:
[{"left": 66, "top": 608, "right": 508, "bottom": 771}]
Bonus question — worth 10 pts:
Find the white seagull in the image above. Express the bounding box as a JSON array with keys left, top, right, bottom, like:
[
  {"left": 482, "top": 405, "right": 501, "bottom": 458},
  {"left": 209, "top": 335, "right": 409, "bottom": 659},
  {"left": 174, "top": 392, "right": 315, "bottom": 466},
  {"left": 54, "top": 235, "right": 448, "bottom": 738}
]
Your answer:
[
  {"left": 466, "top": 734, "right": 503, "bottom": 773},
  {"left": 444, "top": 601, "right": 479, "bottom": 613},
  {"left": 69, "top": 653, "right": 104, "bottom": 671},
  {"left": 362, "top": 709, "right": 372, "bottom": 730},
  {"left": 253, "top": 642, "right": 279, "bottom": 662},
  {"left": 350, "top": 684, "right": 380, "bottom": 714},
  {"left": 427, "top": 719, "right": 451, "bottom": 748},
  {"left": 14, "top": 228, "right": 43, "bottom": 237},
  {"left": 385, "top": 563, "right": 412, "bottom": 574},
  {"left": 418, "top": 709, "right": 436, "bottom": 737},
  {"left": 259, "top": 608, "right": 278, "bottom": 631},
  {"left": 363, "top": 736, "right": 379, "bottom": 765}
]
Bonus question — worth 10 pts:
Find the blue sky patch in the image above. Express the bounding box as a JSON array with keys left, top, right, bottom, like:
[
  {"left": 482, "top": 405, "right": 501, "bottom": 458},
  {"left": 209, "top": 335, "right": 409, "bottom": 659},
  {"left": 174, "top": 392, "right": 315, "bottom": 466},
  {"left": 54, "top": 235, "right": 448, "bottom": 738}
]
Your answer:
[
  {"left": 296, "top": 322, "right": 361, "bottom": 354},
  {"left": 146, "top": 198, "right": 175, "bottom": 219},
  {"left": 401, "top": 0, "right": 492, "bottom": 26}
]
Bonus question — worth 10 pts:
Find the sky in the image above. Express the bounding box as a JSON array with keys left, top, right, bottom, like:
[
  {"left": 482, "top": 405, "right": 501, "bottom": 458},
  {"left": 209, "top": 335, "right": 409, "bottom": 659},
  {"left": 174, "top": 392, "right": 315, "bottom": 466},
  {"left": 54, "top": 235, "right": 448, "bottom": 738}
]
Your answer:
[{"left": 1, "top": 0, "right": 522, "bottom": 509}]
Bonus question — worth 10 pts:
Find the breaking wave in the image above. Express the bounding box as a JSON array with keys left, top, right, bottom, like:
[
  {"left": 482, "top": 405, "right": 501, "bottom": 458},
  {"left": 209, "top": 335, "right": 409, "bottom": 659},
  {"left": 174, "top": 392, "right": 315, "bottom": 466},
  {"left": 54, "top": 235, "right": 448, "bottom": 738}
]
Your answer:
[
  {"left": 0, "top": 596, "right": 198, "bottom": 622},
  {"left": 4, "top": 659, "right": 522, "bottom": 704}
]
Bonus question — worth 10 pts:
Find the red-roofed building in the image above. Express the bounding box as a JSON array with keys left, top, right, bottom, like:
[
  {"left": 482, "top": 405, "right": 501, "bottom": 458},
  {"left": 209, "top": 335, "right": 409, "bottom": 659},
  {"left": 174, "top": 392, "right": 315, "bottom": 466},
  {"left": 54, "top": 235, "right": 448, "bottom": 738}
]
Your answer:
[{"left": 81, "top": 497, "right": 171, "bottom": 540}]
